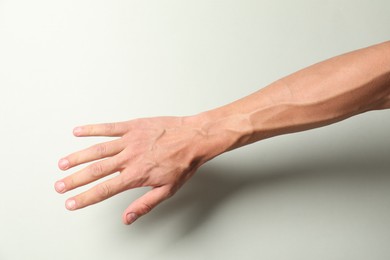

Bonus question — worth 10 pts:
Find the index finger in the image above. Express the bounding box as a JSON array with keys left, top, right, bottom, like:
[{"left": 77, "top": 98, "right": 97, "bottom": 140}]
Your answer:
[{"left": 73, "top": 122, "right": 128, "bottom": 137}]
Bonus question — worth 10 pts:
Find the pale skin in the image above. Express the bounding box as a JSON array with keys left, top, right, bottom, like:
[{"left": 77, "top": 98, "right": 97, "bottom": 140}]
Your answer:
[{"left": 55, "top": 41, "right": 390, "bottom": 225}]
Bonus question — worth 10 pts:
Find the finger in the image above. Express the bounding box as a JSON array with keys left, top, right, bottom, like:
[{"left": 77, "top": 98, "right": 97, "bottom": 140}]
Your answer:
[
  {"left": 122, "top": 186, "right": 173, "bottom": 225},
  {"left": 63, "top": 173, "right": 139, "bottom": 211},
  {"left": 73, "top": 122, "right": 128, "bottom": 137},
  {"left": 58, "top": 138, "right": 125, "bottom": 170},
  {"left": 55, "top": 157, "right": 120, "bottom": 194}
]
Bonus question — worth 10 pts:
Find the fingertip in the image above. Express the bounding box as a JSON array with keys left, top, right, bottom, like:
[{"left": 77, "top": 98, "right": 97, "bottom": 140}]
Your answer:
[
  {"left": 122, "top": 214, "right": 128, "bottom": 225},
  {"left": 121, "top": 187, "right": 169, "bottom": 225},
  {"left": 122, "top": 211, "right": 129, "bottom": 225},
  {"left": 65, "top": 199, "right": 77, "bottom": 211},
  {"left": 73, "top": 127, "right": 83, "bottom": 136},
  {"left": 58, "top": 158, "right": 70, "bottom": 170},
  {"left": 123, "top": 212, "right": 139, "bottom": 225},
  {"left": 54, "top": 181, "right": 66, "bottom": 193}
]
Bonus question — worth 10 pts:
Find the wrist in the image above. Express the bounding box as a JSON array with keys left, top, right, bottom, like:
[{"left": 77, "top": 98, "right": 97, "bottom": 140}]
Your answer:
[{"left": 185, "top": 109, "right": 254, "bottom": 160}]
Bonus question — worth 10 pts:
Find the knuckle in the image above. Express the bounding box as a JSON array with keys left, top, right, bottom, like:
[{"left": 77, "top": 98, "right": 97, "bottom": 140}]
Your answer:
[
  {"left": 120, "top": 172, "right": 133, "bottom": 186},
  {"left": 96, "top": 183, "right": 111, "bottom": 199},
  {"left": 120, "top": 173, "right": 146, "bottom": 189},
  {"left": 105, "top": 123, "right": 116, "bottom": 134},
  {"left": 93, "top": 143, "right": 107, "bottom": 156},
  {"left": 140, "top": 202, "right": 153, "bottom": 214},
  {"left": 115, "top": 152, "right": 127, "bottom": 165},
  {"left": 89, "top": 163, "right": 104, "bottom": 178}
]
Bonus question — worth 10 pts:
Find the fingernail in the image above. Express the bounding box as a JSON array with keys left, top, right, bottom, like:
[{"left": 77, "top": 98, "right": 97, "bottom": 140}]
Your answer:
[
  {"left": 126, "top": 213, "right": 138, "bottom": 225},
  {"left": 58, "top": 159, "right": 69, "bottom": 170},
  {"left": 73, "top": 127, "right": 82, "bottom": 136},
  {"left": 55, "top": 181, "right": 65, "bottom": 193},
  {"left": 66, "top": 199, "right": 76, "bottom": 210}
]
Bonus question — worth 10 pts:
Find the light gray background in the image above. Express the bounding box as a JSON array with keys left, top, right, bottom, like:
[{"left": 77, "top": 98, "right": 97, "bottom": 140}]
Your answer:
[{"left": 0, "top": 1, "right": 389, "bottom": 259}]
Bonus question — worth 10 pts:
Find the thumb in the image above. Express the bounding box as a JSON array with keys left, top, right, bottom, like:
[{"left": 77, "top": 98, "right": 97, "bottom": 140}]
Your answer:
[{"left": 122, "top": 186, "right": 172, "bottom": 225}]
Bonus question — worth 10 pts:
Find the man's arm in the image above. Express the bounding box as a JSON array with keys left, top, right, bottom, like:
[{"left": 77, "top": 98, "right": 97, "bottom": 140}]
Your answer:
[
  {"left": 198, "top": 41, "right": 390, "bottom": 153},
  {"left": 55, "top": 41, "right": 390, "bottom": 225}
]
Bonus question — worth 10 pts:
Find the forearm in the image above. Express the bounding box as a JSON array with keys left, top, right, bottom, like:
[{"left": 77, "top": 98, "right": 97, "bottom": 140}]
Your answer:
[{"left": 193, "top": 41, "right": 390, "bottom": 159}]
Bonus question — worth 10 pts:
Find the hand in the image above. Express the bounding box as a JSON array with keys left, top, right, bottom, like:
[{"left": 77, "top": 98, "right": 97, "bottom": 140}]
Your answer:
[{"left": 55, "top": 116, "right": 216, "bottom": 225}]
